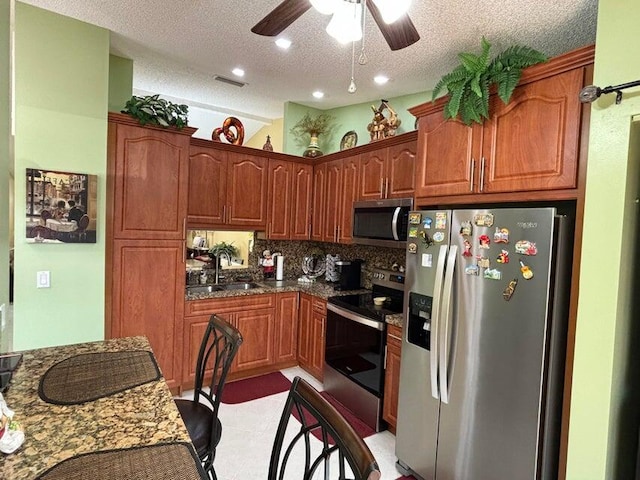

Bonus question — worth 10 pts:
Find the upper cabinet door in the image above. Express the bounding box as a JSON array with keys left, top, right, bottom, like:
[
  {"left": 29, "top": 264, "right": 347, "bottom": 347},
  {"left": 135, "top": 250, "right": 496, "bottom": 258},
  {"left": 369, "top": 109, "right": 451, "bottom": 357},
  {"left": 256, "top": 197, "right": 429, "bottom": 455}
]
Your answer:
[
  {"left": 187, "top": 146, "right": 227, "bottom": 226},
  {"left": 267, "top": 159, "right": 293, "bottom": 239},
  {"left": 481, "top": 68, "right": 584, "bottom": 193},
  {"left": 290, "top": 163, "right": 313, "bottom": 240},
  {"left": 226, "top": 153, "right": 268, "bottom": 227},
  {"left": 414, "top": 113, "right": 480, "bottom": 198},
  {"left": 358, "top": 151, "right": 385, "bottom": 200},
  {"left": 112, "top": 123, "right": 189, "bottom": 240},
  {"left": 310, "top": 163, "right": 326, "bottom": 242},
  {"left": 386, "top": 141, "right": 416, "bottom": 198},
  {"left": 323, "top": 160, "right": 342, "bottom": 242},
  {"left": 338, "top": 156, "right": 359, "bottom": 244}
]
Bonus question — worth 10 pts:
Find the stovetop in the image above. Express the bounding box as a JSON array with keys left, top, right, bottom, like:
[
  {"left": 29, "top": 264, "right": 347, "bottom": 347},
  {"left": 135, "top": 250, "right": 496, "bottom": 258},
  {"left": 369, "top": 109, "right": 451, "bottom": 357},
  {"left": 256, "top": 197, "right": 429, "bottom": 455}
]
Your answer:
[{"left": 327, "top": 293, "right": 401, "bottom": 322}]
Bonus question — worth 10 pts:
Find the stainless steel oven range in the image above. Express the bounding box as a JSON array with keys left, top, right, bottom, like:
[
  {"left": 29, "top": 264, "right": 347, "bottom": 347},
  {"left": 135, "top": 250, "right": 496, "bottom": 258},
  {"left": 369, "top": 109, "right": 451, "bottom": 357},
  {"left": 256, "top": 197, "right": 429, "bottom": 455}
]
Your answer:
[{"left": 325, "top": 268, "right": 405, "bottom": 432}]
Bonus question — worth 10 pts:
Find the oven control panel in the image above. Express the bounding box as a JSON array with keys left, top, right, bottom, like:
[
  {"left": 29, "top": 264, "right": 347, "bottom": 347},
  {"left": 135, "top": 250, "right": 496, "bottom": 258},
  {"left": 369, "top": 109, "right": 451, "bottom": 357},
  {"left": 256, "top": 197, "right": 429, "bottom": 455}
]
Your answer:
[{"left": 371, "top": 269, "right": 405, "bottom": 290}]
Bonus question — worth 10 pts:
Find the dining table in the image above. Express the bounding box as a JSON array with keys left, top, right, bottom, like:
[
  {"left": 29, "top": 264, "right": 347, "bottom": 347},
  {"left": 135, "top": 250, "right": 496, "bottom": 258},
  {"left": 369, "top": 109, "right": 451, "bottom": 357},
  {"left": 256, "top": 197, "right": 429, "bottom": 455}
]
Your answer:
[{"left": 0, "top": 336, "right": 204, "bottom": 479}]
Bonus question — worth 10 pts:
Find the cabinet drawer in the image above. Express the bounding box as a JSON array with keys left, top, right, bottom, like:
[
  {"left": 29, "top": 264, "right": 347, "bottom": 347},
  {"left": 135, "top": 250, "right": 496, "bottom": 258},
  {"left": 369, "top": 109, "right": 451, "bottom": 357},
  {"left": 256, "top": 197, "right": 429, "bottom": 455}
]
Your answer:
[
  {"left": 186, "top": 293, "right": 275, "bottom": 316},
  {"left": 312, "top": 298, "right": 326, "bottom": 313},
  {"left": 387, "top": 324, "right": 403, "bottom": 343}
]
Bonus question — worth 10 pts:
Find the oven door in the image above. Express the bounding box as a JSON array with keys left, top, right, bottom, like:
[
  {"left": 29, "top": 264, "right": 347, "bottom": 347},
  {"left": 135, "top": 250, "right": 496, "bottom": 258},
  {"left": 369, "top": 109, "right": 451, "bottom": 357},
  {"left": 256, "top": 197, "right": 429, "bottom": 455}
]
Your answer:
[{"left": 325, "top": 303, "right": 386, "bottom": 397}]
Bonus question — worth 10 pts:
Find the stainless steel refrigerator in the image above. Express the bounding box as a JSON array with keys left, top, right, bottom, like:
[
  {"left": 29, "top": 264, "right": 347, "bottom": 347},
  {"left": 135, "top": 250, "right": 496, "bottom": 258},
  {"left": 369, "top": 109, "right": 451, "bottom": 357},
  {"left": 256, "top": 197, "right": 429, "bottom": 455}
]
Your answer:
[{"left": 395, "top": 207, "right": 571, "bottom": 480}]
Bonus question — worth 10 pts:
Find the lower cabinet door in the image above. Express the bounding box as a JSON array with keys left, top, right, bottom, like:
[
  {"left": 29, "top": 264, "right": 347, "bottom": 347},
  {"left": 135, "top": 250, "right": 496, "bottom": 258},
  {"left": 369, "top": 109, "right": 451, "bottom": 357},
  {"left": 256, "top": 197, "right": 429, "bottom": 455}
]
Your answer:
[
  {"left": 297, "top": 294, "right": 313, "bottom": 369},
  {"left": 310, "top": 310, "right": 326, "bottom": 381},
  {"left": 233, "top": 308, "right": 275, "bottom": 372},
  {"left": 275, "top": 292, "right": 299, "bottom": 364},
  {"left": 383, "top": 325, "right": 402, "bottom": 431},
  {"left": 110, "top": 240, "right": 184, "bottom": 390}
]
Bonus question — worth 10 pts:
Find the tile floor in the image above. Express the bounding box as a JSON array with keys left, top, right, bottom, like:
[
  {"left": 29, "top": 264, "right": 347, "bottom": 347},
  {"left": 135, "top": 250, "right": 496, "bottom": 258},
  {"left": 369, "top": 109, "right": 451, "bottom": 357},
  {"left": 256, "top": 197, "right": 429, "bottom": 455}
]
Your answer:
[{"left": 179, "top": 366, "right": 401, "bottom": 480}]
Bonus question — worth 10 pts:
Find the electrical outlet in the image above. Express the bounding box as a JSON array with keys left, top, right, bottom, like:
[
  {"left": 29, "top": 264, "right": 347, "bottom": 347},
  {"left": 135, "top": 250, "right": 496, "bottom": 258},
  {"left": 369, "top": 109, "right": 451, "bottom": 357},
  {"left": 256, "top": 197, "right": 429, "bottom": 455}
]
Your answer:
[{"left": 37, "top": 271, "right": 50, "bottom": 288}]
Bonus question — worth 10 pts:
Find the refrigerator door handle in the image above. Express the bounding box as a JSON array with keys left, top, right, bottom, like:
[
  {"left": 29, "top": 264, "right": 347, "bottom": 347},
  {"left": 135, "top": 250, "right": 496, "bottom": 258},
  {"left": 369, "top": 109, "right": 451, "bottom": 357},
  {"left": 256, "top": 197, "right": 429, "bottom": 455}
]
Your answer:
[
  {"left": 430, "top": 245, "right": 448, "bottom": 400},
  {"left": 439, "top": 244, "right": 458, "bottom": 404}
]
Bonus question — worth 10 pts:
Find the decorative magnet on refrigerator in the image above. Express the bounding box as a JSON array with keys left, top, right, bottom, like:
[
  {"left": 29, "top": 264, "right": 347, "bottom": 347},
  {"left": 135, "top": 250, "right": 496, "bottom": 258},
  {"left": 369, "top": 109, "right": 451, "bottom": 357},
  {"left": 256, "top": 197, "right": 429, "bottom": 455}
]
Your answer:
[
  {"left": 519, "top": 260, "right": 534, "bottom": 280},
  {"left": 496, "top": 250, "right": 510, "bottom": 264},
  {"left": 435, "top": 212, "right": 447, "bottom": 229},
  {"left": 477, "top": 257, "right": 490, "bottom": 269},
  {"left": 433, "top": 232, "right": 445, "bottom": 243},
  {"left": 419, "top": 231, "right": 434, "bottom": 248},
  {"left": 483, "top": 268, "right": 502, "bottom": 280},
  {"left": 459, "top": 221, "right": 472, "bottom": 237},
  {"left": 503, "top": 279, "right": 518, "bottom": 301},
  {"left": 408, "top": 226, "right": 418, "bottom": 238},
  {"left": 474, "top": 213, "right": 494, "bottom": 227},
  {"left": 465, "top": 264, "right": 479, "bottom": 276},
  {"left": 479, "top": 234, "right": 491, "bottom": 249},
  {"left": 408, "top": 242, "right": 417, "bottom": 254},
  {"left": 462, "top": 239, "right": 473, "bottom": 257},
  {"left": 409, "top": 212, "right": 422, "bottom": 225},
  {"left": 515, "top": 240, "right": 538, "bottom": 256},
  {"left": 423, "top": 217, "right": 433, "bottom": 229},
  {"left": 494, "top": 227, "right": 509, "bottom": 243}
]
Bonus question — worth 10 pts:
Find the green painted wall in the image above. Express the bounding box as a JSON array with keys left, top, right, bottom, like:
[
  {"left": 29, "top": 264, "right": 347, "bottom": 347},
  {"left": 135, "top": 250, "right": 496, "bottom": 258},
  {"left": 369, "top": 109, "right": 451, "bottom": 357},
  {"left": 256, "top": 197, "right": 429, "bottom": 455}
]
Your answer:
[
  {"left": 283, "top": 91, "right": 429, "bottom": 156},
  {"left": 108, "top": 54, "right": 133, "bottom": 113},
  {"left": 13, "top": 3, "right": 109, "bottom": 350},
  {"left": 0, "top": 0, "right": 10, "bottom": 350},
  {"left": 566, "top": 0, "right": 640, "bottom": 478}
]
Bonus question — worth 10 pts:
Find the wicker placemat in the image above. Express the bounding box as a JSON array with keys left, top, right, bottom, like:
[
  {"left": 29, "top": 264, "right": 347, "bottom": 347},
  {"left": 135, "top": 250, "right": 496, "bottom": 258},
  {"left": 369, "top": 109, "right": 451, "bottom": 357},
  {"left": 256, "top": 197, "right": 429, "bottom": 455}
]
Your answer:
[
  {"left": 35, "top": 442, "right": 207, "bottom": 480},
  {"left": 38, "top": 350, "right": 161, "bottom": 405}
]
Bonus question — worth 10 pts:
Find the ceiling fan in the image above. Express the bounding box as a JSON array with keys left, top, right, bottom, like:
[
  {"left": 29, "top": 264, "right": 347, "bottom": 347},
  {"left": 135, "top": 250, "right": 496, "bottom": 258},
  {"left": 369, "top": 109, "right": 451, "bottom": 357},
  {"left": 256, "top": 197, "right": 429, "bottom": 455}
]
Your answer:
[{"left": 251, "top": 0, "right": 420, "bottom": 51}]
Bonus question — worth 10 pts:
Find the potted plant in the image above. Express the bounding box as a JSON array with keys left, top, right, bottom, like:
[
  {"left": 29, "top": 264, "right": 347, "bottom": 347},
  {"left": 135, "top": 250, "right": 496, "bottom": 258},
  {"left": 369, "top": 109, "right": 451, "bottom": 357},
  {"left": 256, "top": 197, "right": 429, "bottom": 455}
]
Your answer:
[
  {"left": 432, "top": 38, "right": 547, "bottom": 125},
  {"left": 290, "top": 112, "right": 336, "bottom": 158},
  {"left": 208, "top": 242, "right": 239, "bottom": 266},
  {"left": 121, "top": 94, "right": 189, "bottom": 129}
]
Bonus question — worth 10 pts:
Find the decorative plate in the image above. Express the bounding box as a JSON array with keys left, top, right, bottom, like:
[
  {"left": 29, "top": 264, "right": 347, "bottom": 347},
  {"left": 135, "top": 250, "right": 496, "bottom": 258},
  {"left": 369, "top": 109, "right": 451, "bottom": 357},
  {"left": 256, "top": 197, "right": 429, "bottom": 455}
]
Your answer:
[{"left": 340, "top": 130, "right": 358, "bottom": 150}]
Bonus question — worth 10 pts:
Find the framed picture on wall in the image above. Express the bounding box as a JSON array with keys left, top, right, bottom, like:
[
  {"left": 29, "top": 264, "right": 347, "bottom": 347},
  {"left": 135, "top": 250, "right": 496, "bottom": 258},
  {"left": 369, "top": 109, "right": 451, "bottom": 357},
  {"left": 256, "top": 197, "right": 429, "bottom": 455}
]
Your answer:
[{"left": 25, "top": 168, "right": 98, "bottom": 244}]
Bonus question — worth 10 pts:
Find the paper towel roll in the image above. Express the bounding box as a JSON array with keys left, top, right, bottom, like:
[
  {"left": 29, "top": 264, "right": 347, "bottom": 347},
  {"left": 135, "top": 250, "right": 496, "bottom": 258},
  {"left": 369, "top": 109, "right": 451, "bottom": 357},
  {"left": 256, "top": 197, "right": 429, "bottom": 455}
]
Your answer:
[{"left": 276, "top": 255, "right": 284, "bottom": 281}]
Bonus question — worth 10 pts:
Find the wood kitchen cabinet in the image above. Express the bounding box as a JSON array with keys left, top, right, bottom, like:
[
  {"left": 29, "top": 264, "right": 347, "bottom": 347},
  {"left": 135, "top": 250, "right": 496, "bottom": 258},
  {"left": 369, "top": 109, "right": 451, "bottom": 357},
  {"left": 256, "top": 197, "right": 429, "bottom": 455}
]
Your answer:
[
  {"left": 110, "top": 239, "right": 185, "bottom": 390},
  {"left": 183, "top": 293, "right": 298, "bottom": 386},
  {"left": 412, "top": 47, "right": 593, "bottom": 203},
  {"left": 109, "top": 117, "right": 192, "bottom": 240},
  {"left": 312, "top": 157, "right": 358, "bottom": 244},
  {"left": 359, "top": 140, "right": 416, "bottom": 200},
  {"left": 297, "top": 293, "right": 326, "bottom": 381},
  {"left": 267, "top": 160, "right": 312, "bottom": 240},
  {"left": 187, "top": 143, "right": 268, "bottom": 228},
  {"left": 383, "top": 324, "right": 403, "bottom": 433}
]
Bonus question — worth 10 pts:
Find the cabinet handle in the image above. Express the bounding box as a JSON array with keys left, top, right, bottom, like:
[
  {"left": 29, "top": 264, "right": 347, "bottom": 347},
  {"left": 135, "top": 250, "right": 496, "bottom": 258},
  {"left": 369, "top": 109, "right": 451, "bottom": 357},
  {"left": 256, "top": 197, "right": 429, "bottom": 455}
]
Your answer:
[
  {"left": 384, "top": 345, "right": 388, "bottom": 369},
  {"left": 480, "top": 157, "right": 486, "bottom": 192},
  {"left": 336, "top": 225, "right": 341, "bottom": 242},
  {"left": 385, "top": 178, "right": 389, "bottom": 198},
  {"left": 223, "top": 205, "right": 226, "bottom": 223},
  {"left": 380, "top": 178, "right": 384, "bottom": 199},
  {"left": 470, "top": 158, "right": 476, "bottom": 192}
]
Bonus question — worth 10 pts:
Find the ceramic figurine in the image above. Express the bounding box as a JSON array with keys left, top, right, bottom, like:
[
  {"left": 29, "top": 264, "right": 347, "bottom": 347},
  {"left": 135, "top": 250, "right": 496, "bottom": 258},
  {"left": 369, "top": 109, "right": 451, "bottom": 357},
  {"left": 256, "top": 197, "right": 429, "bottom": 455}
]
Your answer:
[{"left": 0, "top": 393, "right": 25, "bottom": 454}]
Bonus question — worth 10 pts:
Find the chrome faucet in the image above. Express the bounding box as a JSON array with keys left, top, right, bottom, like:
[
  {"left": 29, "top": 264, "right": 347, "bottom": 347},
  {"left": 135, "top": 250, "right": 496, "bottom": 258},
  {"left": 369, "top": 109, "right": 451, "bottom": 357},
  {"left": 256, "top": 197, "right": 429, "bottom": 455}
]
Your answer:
[{"left": 214, "top": 252, "right": 231, "bottom": 284}]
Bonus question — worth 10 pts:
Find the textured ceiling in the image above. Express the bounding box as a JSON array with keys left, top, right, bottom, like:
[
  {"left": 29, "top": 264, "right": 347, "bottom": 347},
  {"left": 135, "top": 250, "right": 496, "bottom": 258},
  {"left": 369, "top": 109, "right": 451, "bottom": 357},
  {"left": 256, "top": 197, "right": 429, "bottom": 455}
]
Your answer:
[{"left": 20, "top": 0, "right": 598, "bottom": 138}]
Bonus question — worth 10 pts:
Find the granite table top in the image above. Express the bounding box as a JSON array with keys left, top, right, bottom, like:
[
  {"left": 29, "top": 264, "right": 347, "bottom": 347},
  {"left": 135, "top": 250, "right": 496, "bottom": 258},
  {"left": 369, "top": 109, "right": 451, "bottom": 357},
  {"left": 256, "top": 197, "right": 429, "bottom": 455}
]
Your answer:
[{"left": 1, "top": 336, "right": 191, "bottom": 480}]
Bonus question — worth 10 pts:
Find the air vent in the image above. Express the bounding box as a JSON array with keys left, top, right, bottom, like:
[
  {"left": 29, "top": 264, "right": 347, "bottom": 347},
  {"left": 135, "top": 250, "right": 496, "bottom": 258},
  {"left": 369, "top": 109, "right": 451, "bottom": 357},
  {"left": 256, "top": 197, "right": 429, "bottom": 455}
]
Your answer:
[{"left": 214, "top": 75, "right": 246, "bottom": 88}]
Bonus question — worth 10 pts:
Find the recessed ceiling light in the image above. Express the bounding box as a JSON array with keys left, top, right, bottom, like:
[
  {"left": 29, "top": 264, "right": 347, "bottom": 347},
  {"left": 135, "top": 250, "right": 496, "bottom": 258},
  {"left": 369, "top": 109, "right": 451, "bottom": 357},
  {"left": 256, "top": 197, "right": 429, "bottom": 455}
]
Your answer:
[
  {"left": 275, "top": 38, "right": 292, "bottom": 49},
  {"left": 312, "top": 91, "right": 325, "bottom": 99},
  {"left": 232, "top": 67, "right": 245, "bottom": 77},
  {"left": 374, "top": 75, "right": 389, "bottom": 85}
]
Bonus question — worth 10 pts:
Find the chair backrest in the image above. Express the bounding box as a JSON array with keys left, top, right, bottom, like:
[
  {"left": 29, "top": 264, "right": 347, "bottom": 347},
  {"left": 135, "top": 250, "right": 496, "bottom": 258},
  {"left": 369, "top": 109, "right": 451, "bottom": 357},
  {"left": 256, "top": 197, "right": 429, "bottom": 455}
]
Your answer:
[
  {"left": 192, "top": 315, "right": 243, "bottom": 441},
  {"left": 77, "top": 214, "right": 90, "bottom": 231},
  {"left": 268, "top": 376, "right": 382, "bottom": 480}
]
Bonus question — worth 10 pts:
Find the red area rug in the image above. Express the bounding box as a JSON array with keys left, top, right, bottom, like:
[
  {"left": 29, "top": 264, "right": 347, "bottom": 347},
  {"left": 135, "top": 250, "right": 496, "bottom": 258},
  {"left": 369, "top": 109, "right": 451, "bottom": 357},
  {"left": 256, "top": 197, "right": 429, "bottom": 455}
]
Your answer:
[
  {"left": 221, "top": 372, "right": 292, "bottom": 404},
  {"left": 396, "top": 476, "right": 417, "bottom": 480},
  {"left": 292, "top": 390, "right": 375, "bottom": 442}
]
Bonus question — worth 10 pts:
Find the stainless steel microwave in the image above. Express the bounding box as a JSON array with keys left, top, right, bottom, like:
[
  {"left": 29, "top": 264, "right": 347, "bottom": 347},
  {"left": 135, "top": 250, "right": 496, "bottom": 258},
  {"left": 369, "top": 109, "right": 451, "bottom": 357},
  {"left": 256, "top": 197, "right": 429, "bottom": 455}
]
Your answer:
[{"left": 352, "top": 198, "right": 413, "bottom": 248}]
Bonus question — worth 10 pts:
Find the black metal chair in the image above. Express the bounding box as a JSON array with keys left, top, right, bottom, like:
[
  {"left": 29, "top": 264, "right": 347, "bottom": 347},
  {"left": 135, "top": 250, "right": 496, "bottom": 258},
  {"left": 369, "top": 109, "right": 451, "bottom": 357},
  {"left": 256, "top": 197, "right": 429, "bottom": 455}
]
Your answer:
[
  {"left": 268, "top": 376, "right": 381, "bottom": 480},
  {"left": 175, "top": 315, "right": 243, "bottom": 480}
]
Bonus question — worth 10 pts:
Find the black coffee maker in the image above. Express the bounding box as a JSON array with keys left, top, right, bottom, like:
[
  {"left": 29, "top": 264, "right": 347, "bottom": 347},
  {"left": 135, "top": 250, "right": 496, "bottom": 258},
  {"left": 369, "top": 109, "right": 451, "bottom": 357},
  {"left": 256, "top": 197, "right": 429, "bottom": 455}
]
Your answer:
[{"left": 335, "top": 259, "right": 363, "bottom": 290}]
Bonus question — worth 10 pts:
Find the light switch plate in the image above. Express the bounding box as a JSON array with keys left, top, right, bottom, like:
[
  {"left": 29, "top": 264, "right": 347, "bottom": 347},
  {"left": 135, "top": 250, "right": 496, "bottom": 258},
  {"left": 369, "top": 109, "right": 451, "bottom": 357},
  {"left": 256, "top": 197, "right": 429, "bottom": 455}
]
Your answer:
[{"left": 37, "top": 271, "right": 50, "bottom": 288}]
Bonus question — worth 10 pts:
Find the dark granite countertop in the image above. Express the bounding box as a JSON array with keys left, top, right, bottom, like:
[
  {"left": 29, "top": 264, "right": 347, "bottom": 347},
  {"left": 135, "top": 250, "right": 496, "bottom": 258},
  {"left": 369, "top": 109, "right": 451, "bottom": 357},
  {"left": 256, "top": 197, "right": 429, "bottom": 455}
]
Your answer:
[{"left": 1, "top": 337, "right": 190, "bottom": 480}]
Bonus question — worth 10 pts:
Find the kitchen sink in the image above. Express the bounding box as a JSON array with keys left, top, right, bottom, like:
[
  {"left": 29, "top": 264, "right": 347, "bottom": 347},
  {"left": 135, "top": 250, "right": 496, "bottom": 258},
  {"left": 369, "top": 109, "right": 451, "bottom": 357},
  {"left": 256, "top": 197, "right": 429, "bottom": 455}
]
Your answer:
[
  {"left": 186, "top": 285, "right": 224, "bottom": 295},
  {"left": 218, "top": 282, "right": 263, "bottom": 290},
  {"left": 186, "top": 282, "right": 263, "bottom": 295}
]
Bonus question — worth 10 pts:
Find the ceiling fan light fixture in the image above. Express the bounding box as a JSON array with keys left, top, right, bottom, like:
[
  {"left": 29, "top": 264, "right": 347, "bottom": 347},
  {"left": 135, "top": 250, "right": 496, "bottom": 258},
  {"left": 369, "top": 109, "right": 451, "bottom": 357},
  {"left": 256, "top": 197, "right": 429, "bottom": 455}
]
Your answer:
[
  {"left": 326, "top": 1, "right": 362, "bottom": 44},
  {"left": 372, "top": 0, "right": 411, "bottom": 24},
  {"left": 310, "top": 0, "right": 340, "bottom": 15}
]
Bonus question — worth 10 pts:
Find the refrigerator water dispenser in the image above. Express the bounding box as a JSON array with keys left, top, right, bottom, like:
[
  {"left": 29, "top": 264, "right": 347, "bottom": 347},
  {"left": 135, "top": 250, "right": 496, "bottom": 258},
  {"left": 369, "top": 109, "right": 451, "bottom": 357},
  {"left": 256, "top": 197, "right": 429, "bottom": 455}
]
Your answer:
[{"left": 408, "top": 292, "right": 432, "bottom": 349}]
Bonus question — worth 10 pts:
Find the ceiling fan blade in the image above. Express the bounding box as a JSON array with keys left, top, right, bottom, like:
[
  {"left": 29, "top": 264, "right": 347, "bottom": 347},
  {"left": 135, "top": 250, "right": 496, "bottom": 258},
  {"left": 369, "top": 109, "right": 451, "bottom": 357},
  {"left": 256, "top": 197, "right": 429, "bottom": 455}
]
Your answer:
[
  {"left": 367, "top": 1, "right": 420, "bottom": 51},
  {"left": 251, "top": 0, "right": 313, "bottom": 37}
]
